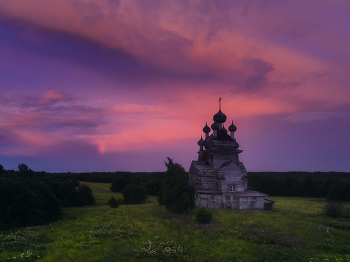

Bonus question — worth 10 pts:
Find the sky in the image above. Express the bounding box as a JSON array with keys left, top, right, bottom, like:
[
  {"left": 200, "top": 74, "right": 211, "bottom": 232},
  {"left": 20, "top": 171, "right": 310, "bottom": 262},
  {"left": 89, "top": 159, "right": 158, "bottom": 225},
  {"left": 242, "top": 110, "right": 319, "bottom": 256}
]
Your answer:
[{"left": 0, "top": 0, "right": 350, "bottom": 173}]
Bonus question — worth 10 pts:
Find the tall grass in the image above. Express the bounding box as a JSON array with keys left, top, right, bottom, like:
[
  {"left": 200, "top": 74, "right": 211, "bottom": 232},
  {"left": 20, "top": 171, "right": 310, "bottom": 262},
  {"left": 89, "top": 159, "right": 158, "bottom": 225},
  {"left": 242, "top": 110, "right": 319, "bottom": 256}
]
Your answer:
[{"left": 0, "top": 183, "right": 349, "bottom": 261}]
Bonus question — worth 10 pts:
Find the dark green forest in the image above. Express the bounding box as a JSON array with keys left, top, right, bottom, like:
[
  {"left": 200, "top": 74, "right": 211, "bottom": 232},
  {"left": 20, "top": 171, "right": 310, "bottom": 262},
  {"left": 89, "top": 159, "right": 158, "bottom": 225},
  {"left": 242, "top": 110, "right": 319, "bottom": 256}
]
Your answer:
[{"left": 248, "top": 171, "right": 350, "bottom": 201}]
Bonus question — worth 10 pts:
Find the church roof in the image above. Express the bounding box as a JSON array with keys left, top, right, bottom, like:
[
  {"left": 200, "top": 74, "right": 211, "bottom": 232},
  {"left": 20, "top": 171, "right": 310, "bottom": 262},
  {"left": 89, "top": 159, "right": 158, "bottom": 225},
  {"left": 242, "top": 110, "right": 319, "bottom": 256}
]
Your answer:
[
  {"left": 203, "top": 122, "right": 211, "bottom": 133},
  {"left": 213, "top": 110, "right": 227, "bottom": 123},
  {"left": 206, "top": 130, "right": 234, "bottom": 142},
  {"left": 191, "top": 161, "right": 212, "bottom": 172},
  {"left": 219, "top": 160, "right": 234, "bottom": 168},
  {"left": 197, "top": 136, "right": 205, "bottom": 146},
  {"left": 229, "top": 121, "right": 237, "bottom": 132}
]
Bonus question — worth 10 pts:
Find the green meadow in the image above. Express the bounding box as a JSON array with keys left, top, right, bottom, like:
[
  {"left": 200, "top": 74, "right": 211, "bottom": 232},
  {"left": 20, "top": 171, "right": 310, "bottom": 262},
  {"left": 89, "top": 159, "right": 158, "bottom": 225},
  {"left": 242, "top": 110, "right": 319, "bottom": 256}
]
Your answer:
[{"left": 1, "top": 182, "right": 350, "bottom": 262}]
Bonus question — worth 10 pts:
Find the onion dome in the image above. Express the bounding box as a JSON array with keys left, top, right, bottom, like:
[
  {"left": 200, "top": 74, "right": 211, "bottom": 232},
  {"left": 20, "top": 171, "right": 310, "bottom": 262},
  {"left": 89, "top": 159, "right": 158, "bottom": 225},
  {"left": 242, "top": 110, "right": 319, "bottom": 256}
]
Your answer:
[
  {"left": 228, "top": 121, "right": 237, "bottom": 132},
  {"left": 203, "top": 122, "right": 211, "bottom": 133},
  {"left": 211, "top": 122, "right": 219, "bottom": 130},
  {"left": 222, "top": 124, "right": 227, "bottom": 134},
  {"left": 213, "top": 110, "right": 227, "bottom": 123},
  {"left": 197, "top": 136, "right": 205, "bottom": 146}
]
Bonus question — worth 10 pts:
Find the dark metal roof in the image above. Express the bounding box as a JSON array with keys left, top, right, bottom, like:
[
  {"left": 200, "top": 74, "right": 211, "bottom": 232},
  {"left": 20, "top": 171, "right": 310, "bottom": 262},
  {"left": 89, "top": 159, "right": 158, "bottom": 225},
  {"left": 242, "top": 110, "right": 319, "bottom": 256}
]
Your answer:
[
  {"left": 197, "top": 136, "right": 205, "bottom": 146},
  {"left": 211, "top": 122, "right": 219, "bottom": 130},
  {"left": 213, "top": 110, "right": 227, "bottom": 123},
  {"left": 203, "top": 122, "right": 211, "bottom": 133},
  {"left": 229, "top": 121, "right": 237, "bottom": 132}
]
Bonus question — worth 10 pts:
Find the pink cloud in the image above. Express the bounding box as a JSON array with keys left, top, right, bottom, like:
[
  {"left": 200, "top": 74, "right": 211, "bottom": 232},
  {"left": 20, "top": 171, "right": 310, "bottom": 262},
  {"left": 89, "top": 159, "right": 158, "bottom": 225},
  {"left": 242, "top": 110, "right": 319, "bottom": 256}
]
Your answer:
[{"left": 42, "top": 90, "right": 67, "bottom": 100}]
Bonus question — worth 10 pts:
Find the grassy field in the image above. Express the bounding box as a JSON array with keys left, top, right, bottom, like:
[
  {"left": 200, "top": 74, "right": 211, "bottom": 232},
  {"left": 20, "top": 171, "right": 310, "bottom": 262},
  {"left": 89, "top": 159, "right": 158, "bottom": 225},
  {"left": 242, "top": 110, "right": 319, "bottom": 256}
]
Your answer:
[{"left": 1, "top": 182, "right": 350, "bottom": 262}]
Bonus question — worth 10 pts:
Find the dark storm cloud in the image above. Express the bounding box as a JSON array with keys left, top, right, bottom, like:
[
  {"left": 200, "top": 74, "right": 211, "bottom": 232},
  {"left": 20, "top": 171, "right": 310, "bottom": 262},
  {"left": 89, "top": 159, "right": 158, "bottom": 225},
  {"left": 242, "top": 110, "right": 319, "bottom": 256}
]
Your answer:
[
  {"left": 0, "top": 91, "right": 78, "bottom": 110},
  {"left": 0, "top": 13, "right": 280, "bottom": 95}
]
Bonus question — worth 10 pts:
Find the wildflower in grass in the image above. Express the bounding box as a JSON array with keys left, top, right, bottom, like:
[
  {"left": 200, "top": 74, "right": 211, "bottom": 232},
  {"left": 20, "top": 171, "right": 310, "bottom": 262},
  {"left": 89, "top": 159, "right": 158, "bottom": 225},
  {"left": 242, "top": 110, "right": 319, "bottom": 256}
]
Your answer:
[
  {"left": 231, "top": 227, "right": 308, "bottom": 248},
  {"left": 0, "top": 228, "right": 48, "bottom": 252},
  {"left": 89, "top": 225, "right": 139, "bottom": 240},
  {"left": 135, "top": 240, "right": 189, "bottom": 260}
]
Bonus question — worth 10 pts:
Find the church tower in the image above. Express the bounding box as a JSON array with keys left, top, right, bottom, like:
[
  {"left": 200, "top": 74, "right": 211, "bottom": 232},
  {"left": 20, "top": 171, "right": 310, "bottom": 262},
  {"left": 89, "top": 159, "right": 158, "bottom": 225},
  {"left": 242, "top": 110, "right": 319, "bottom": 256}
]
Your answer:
[{"left": 189, "top": 99, "right": 274, "bottom": 211}]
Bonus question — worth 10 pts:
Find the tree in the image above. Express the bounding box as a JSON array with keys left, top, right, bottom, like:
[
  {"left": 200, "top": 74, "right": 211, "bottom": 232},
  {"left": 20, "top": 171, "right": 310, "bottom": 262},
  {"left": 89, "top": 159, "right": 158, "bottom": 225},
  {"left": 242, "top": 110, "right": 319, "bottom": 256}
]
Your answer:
[
  {"left": 157, "top": 158, "right": 195, "bottom": 214},
  {"left": 0, "top": 164, "right": 4, "bottom": 174},
  {"left": 17, "top": 163, "right": 33, "bottom": 175},
  {"left": 146, "top": 179, "right": 162, "bottom": 196},
  {"left": 17, "top": 163, "right": 29, "bottom": 173},
  {"left": 108, "top": 196, "right": 119, "bottom": 208},
  {"left": 78, "top": 185, "right": 96, "bottom": 205},
  {"left": 0, "top": 176, "right": 61, "bottom": 230},
  {"left": 122, "top": 184, "right": 148, "bottom": 204},
  {"left": 322, "top": 201, "right": 344, "bottom": 218}
]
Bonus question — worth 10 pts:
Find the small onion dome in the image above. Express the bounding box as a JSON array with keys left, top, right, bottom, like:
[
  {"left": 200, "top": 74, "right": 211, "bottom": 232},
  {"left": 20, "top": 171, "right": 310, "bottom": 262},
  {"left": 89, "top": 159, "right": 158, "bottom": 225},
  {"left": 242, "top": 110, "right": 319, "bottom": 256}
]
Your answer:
[
  {"left": 222, "top": 124, "right": 227, "bottom": 134},
  {"left": 211, "top": 122, "right": 219, "bottom": 130},
  {"left": 203, "top": 122, "right": 211, "bottom": 133},
  {"left": 213, "top": 110, "right": 227, "bottom": 123},
  {"left": 197, "top": 136, "right": 205, "bottom": 146},
  {"left": 228, "top": 121, "right": 237, "bottom": 132}
]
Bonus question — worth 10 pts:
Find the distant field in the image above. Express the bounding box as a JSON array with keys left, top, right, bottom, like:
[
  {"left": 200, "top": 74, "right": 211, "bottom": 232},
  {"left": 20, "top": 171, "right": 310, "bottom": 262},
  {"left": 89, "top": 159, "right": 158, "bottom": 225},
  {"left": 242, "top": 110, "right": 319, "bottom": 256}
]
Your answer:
[{"left": 1, "top": 183, "right": 350, "bottom": 262}]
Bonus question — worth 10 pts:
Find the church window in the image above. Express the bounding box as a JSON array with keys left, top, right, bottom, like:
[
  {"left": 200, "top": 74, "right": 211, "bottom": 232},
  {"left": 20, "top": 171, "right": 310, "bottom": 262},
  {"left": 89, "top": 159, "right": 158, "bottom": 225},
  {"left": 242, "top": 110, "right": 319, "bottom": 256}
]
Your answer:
[
  {"left": 229, "top": 186, "right": 236, "bottom": 192},
  {"left": 252, "top": 197, "right": 257, "bottom": 201},
  {"left": 243, "top": 197, "right": 248, "bottom": 202}
]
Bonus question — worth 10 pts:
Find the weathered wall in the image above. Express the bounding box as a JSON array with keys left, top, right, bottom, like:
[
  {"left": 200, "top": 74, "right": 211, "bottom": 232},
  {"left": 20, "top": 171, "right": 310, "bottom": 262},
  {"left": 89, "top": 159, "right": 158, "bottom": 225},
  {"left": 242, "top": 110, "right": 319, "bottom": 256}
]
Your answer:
[
  {"left": 238, "top": 197, "right": 265, "bottom": 210},
  {"left": 212, "top": 153, "right": 237, "bottom": 170},
  {"left": 220, "top": 163, "right": 245, "bottom": 194}
]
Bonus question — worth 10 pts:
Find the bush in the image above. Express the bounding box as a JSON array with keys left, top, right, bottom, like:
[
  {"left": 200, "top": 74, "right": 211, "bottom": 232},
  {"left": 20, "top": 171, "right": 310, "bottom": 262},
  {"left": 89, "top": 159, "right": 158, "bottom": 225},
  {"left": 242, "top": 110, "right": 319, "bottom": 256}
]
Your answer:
[
  {"left": 322, "top": 201, "right": 344, "bottom": 218},
  {"left": 196, "top": 207, "right": 213, "bottom": 224},
  {"left": 78, "top": 185, "right": 96, "bottom": 205},
  {"left": 0, "top": 176, "right": 61, "bottom": 229},
  {"left": 108, "top": 196, "right": 119, "bottom": 208},
  {"left": 122, "top": 184, "right": 148, "bottom": 204}
]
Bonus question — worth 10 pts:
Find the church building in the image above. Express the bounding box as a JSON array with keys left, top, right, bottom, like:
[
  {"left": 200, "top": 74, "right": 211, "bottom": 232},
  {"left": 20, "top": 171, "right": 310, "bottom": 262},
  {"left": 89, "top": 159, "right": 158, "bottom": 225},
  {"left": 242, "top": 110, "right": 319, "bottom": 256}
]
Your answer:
[{"left": 189, "top": 100, "right": 274, "bottom": 211}]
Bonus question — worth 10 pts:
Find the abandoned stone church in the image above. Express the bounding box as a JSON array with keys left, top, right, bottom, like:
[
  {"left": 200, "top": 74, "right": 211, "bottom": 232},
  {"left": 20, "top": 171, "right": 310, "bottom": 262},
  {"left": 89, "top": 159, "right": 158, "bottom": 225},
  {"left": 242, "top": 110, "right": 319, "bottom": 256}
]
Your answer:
[{"left": 189, "top": 102, "right": 274, "bottom": 211}]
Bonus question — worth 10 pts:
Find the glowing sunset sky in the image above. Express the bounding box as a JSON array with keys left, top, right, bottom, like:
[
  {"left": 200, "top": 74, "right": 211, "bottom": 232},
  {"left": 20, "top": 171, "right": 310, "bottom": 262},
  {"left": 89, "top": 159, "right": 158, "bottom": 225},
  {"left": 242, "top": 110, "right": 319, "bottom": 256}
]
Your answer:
[{"left": 0, "top": 0, "right": 350, "bottom": 172}]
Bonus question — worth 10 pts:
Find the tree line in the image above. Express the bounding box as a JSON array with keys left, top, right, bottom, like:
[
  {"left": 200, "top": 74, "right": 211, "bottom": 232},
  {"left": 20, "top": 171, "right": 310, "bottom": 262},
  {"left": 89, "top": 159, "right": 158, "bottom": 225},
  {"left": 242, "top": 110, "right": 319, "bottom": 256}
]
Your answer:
[
  {"left": 2, "top": 162, "right": 350, "bottom": 230},
  {"left": 0, "top": 164, "right": 95, "bottom": 231},
  {"left": 37, "top": 171, "right": 166, "bottom": 196},
  {"left": 248, "top": 172, "right": 350, "bottom": 201},
  {"left": 36, "top": 169, "right": 350, "bottom": 200}
]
